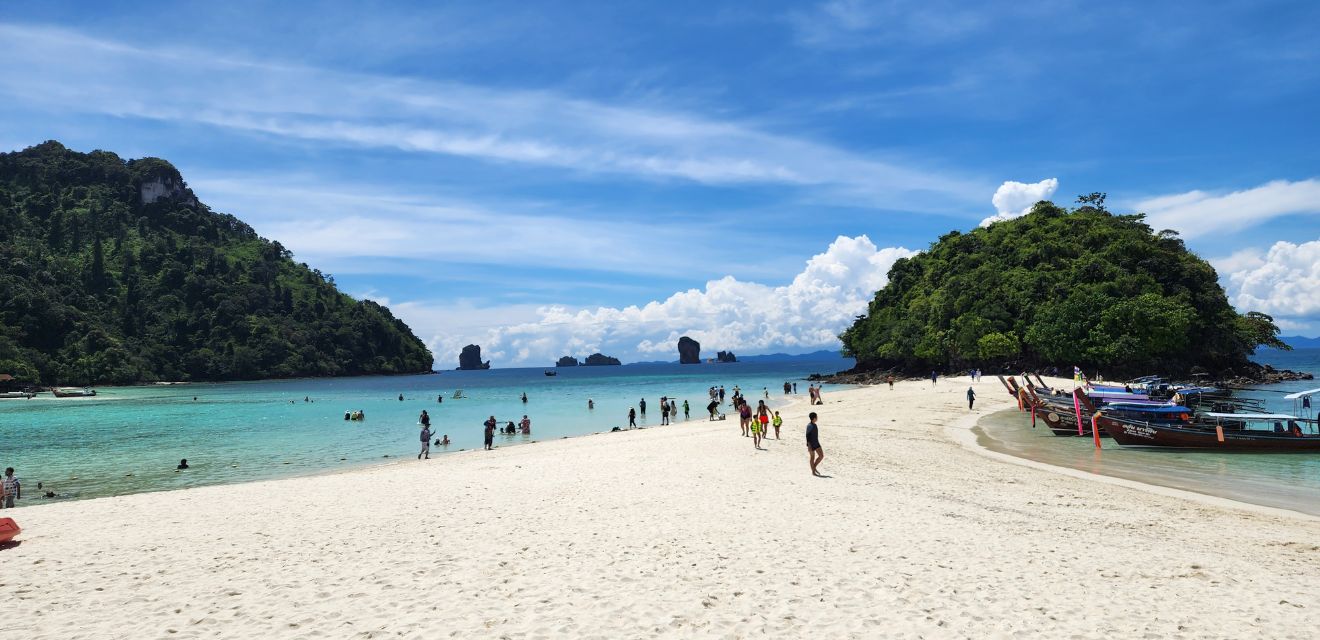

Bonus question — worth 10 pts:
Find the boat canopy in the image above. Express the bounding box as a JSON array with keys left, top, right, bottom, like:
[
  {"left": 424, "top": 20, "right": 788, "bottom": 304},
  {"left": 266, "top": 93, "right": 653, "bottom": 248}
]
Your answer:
[
  {"left": 1204, "top": 412, "right": 1298, "bottom": 420},
  {"left": 1283, "top": 388, "right": 1320, "bottom": 400}
]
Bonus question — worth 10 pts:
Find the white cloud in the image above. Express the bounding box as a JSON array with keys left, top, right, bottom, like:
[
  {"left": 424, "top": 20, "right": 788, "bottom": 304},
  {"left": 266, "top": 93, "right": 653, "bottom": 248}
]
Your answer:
[
  {"left": 788, "top": 0, "right": 989, "bottom": 48},
  {"left": 0, "top": 23, "right": 987, "bottom": 212},
  {"left": 979, "top": 178, "right": 1058, "bottom": 227},
  {"left": 1223, "top": 238, "right": 1320, "bottom": 323},
  {"left": 187, "top": 175, "right": 739, "bottom": 279},
  {"left": 1137, "top": 179, "right": 1320, "bottom": 238},
  {"left": 401, "top": 236, "right": 916, "bottom": 367}
]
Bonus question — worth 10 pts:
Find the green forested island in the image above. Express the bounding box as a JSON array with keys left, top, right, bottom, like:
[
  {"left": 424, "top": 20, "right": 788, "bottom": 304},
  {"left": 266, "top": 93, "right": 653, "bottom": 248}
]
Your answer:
[
  {"left": 840, "top": 196, "right": 1288, "bottom": 377},
  {"left": 0, "top": 142, "right": 434, "bottom": 384}
]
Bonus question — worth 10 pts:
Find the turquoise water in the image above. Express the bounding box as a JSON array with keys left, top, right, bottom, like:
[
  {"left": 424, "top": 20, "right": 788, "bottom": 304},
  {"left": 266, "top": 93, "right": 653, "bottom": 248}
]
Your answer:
[
  {"left": 0, "top": 358, "right": 852, "bottom": 502},
  {"left": 974, "top": 348, "right": 1320, "bottom": 516}
]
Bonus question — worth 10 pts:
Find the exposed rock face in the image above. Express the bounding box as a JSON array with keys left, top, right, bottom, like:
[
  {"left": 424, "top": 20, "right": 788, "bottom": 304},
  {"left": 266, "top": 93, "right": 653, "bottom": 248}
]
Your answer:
[
  {"left": 556, "top": 356, "right": 579, "bottom": 367},
  {"left": 716, "top": 351, "right": 737, "bottom": 363},
  {"left": 678, "top": 336, "right": 700, "bottom": 364},
  {"left": 583, "top": 353, "right": 621, "bottom": 366},
  {"left": 457, "top": 344, "right": 491, "bottom": 370}
]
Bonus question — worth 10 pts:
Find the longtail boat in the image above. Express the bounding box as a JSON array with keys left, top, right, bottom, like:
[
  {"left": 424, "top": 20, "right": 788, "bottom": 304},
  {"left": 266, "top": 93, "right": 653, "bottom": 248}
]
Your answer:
[{"left": 1100, "top": 412, "right": 1320, "bottom": 450}]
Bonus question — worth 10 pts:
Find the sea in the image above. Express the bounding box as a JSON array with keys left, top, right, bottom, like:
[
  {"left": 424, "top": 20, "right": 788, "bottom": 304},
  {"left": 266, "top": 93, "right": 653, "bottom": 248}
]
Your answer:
[
  {"left": 0, "top": 357, "right": 853, "bottom": 503},
  {"left": 975, "top": 348, "right": 1320, "bottom": 516}
]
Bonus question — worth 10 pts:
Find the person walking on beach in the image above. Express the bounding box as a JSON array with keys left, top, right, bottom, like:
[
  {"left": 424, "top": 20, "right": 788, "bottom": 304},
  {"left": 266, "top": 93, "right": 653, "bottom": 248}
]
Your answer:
[
  {"left": 483, "top": 416, "right": 497, "bottom": 450},
  {"left": 805, "top": 413, "right": 824, "bottom": 477},
  {"left": 756, "top": 400, "right": 771, "bottom": 438},
  {"left": 772, "top": 411, "right": 783, "bottom": 439},
  {"left": 967, "top": 387, "right": 976, "bottom": 410},
  {"left": 3, "top": 467, "right": 19, "bottom": 508},
  {"left": 887, "top": 375, "right": 895, "bottom": 390},
  {"left": 930, "top": 371, "right": 938, "bottom": 387},
  {"left": 739, "top": 399, "right": 752, "bottom": 437},
  {"left": 419, "top": 423, "right": 433, "bottom": 459},
  {"left": 751, "top": 408, "right": 764, "bottom": 450},
  {"left": 628, "top": 407, "right": 637, "bottom": 428}
]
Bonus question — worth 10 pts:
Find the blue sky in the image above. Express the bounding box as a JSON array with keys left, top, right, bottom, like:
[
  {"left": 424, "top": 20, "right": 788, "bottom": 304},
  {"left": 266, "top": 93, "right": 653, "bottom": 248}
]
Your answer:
[{"left": 3, "top": 1, "right": 1319, "bottom": 366}]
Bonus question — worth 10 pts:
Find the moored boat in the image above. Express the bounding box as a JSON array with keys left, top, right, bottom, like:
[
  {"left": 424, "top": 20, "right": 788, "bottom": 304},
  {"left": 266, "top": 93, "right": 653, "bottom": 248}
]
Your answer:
[
  {"left": 0, "top": 391, "right": 37, "bottom": 400},
  {"left": 51, "top": 387, "right": 97, "bottom": 398},
  {"left": 1100, "top": 412, "right": 1320, "bottom": 450}
]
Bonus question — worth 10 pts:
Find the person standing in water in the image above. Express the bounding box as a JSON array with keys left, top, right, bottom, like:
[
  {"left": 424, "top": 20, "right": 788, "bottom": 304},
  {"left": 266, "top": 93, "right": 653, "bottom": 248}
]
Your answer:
[
  {"left": 521, "top": 392, "right": 528, "bottom": 403},
  {"left": 520, "top": 415, "right": 531, "bottom": 434},
  {"left": 967, "top": 387, "right": 976, "bottom": 410},
  {"left": 588, "top": 398, "right": 594, "bottom": 410},
  {"left": 661, "top": 401, "right": 670, "bottom": 425},
  {"left": 628, "top": 407, "right": 637, "bottom": 428},
  {"left": 399, "top": 393, "right": 404, "bottom": 401},
  {"left": 683, "top": 400, "right": 689, "bottom": 419},
  {"left": 419, "top": 423, "right": 433, "bottom": 459},
  {"left": 639, "top": 398, "right": 647, "bottom": 415},
  {"left": 2, "top": 467, "right": 19, "bottom": 508},
  {"left": 805, "top": 412, "right": 824, "bottom": 477},
  {"left": 419, "top": 410, "right": 430, "bottom": 428},
  {"left": 483, "top": 416, "right": 497, "bottom": 450}
]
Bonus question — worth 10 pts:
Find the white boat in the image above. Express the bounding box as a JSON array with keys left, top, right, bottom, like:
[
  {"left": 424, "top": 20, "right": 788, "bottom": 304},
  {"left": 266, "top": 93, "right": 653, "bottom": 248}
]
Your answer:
[
  {"left": 0, "top": 391, "right": 36, "bottom": 399},
  {"left": 51, "top": 387, "right": 97, "bottom": 398}
]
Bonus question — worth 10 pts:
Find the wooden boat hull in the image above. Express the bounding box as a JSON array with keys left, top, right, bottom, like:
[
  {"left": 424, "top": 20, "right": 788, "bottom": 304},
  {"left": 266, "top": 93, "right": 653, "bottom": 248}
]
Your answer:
[
  {"left": 51, "top": 388, "right": 96, "bottom": 398},
  {"left": 1100, "top": 416, "right": 1320, "bottom": 450}
]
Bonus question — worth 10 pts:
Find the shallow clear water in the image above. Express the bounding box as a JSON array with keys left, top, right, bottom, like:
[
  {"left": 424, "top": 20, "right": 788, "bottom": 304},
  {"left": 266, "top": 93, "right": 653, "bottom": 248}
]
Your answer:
[
  {"left": 0, "top": 358, "right": 852, "bottom": 502},
  {"left": 973, "top": 348, "right": 1320, "bottom": 516}
]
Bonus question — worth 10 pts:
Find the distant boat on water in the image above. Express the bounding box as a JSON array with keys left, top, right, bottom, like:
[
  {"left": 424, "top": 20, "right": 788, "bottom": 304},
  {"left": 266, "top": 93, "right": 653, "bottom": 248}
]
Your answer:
[
  {"left": 0, "top": 391, "right": 37, "bottom": 400},
  {"left": 51, "top": 387, "right": 96, "bottom": 398},
  {"left": 543, "top": 370, "right": 558, "bottom": 376}
]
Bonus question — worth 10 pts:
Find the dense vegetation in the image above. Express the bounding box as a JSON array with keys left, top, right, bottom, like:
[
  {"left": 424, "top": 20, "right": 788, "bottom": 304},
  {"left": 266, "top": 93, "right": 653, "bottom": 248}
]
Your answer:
[
  {"left": 840, "top": 195, "right": 1288, "bottom": 376},
  {"left": 0, "top": 142, "right": 433, "bottom": 384}
]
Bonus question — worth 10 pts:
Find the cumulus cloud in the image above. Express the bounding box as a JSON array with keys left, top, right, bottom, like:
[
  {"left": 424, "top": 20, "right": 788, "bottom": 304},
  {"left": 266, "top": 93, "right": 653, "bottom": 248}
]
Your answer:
[
  {"left": 406, "top": 236, "right": 916, "bottom": 367},
  {"left": 1223, "top": 238, "right": 1320, "bottom": 323},
  {"left": 979, "top": 178, "right": 1058, "bottom": 227},
  {"left": 1137, "top": 179, "right": 1320, "bottom": 238}
]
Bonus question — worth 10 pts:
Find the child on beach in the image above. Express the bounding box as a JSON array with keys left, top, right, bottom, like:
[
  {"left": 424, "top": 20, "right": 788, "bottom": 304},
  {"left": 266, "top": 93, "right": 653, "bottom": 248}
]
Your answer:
[
  {"left": 772, "top": 411, "right": 782, "bottom": 439},
  {"left": 750, "top": 412, "right": 763, "bottom": 449}
]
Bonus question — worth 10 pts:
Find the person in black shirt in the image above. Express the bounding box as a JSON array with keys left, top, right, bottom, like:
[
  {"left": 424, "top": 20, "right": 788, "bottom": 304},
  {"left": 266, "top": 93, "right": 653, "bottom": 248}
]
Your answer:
[{"left": 805, "top": 412, "right": 824, "bottom": 477}]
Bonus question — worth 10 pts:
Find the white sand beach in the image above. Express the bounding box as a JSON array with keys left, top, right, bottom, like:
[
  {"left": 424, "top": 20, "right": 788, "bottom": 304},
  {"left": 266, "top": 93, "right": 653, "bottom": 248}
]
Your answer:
[{"left": 4, "top": 377, "right": 1320, "bottom": 638}]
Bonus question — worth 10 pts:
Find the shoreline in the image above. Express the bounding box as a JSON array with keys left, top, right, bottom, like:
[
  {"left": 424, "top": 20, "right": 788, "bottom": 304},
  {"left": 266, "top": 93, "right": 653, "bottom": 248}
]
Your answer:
[
  {"left": 6, "top": 378, "right": 1320, "bottom": 637},
  {"left": 954, "top": 407, "right": 1320, "bottom": 522}
]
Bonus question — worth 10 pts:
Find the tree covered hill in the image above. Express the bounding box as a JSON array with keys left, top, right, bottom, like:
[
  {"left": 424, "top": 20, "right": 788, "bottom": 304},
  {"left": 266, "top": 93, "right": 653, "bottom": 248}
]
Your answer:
[
  {"left": 840, "top": 196, "right": 1287, "bottom": 377},
  {"left": 0, "top": 141, "right": 433, "bottom": 384}
]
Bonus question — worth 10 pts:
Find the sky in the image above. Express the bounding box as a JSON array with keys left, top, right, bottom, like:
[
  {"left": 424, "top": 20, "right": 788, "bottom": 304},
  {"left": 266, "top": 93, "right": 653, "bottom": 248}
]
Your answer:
[{"left": 2, "top": 1, "right": 1319, "bottom": 367}]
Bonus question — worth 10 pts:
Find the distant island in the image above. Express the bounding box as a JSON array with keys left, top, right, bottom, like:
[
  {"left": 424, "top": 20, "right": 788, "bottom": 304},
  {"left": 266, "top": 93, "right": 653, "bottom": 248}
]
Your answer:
[
  {"left": 556, "top": 356, "right": 579, "bottom": 367},
  {"left": 840, "top": 194, "right": 1288, "bottom": 379},
  {"left": 715, "top": 350, "right": 737, "bottom": 363},
  {"left": 457, "top": 344, "right": 491, "bottom": 370},
  {"left": 678, "top": 336, "right": 700, "bottom": 364},
  {"left": 583, "top": 353, "right": 621, "bottom": 366},
  {"left": 0, "top": 142, "right": 433, "bottom": 385}
]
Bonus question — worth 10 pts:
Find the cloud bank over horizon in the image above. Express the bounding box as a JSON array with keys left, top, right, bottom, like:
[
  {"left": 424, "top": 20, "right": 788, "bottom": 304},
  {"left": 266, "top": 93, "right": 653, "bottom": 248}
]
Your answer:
[{"left": 407, "top": 235, "right": 915, "bottom": 367}]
